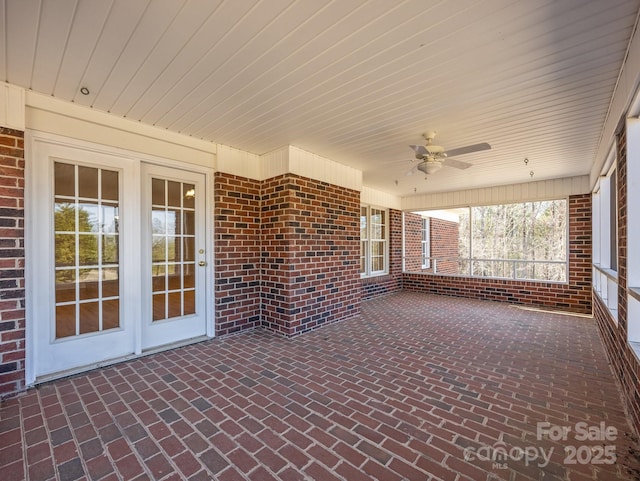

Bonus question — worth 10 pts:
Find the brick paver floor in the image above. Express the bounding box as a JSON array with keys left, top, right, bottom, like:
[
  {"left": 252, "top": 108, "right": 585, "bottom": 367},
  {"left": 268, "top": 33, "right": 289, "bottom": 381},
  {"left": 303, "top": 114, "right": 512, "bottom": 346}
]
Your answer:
[{"left": 2, "top": 291, "right": 640, "bottom": 480}]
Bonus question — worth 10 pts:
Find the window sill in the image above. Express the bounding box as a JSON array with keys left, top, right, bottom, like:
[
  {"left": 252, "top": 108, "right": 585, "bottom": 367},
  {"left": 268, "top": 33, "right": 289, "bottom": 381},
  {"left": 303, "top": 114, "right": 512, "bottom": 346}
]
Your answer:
[
  {"left": 629, "top": 287, "right": 640, "bottom": 303},
  {"left": 593, "top": 264, "right": 619, "bottom": 281},
  {"left": 361, "top": 272, "right": 390, "bottom": 280}
]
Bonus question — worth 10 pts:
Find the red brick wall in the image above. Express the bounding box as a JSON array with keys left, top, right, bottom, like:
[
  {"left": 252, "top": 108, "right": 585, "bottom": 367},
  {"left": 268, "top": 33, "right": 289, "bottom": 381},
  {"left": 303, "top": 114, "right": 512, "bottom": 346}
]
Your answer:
[
  {"left": 430, "top": 218, "right": 460, "bottom": 274},
  {"left": 261, "top": 175, "right": 296, "bottom": 334},
  {"left": 214, "top": 173, "right": 262, "bottom": 335},
  {"left": 0, "top": 127, "right": 25, "bottom": 397},
  {"left": 262, "top": 174, "right": 361, "bottom": 335},
  {"left": 403, "top": 212, "right": 423, "bottom": 273},
  {"left": 400, "top": 214, "right": 461, "bottom": 275},
  {"left": 594, "top": 126, "right": 640, "bottom": 434},
  {"left": 361, "top": 209, "right": 403, "bottom": 299},
  {"left": 403, "top": 194, "right": 592, "bottom": 314}
]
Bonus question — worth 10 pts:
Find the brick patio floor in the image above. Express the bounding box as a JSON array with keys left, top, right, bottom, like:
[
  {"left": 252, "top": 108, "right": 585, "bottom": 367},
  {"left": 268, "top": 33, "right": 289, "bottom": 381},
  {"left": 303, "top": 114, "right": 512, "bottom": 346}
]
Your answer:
[{"left": 2, "top": 291, "right": 640, "bottom": 481}]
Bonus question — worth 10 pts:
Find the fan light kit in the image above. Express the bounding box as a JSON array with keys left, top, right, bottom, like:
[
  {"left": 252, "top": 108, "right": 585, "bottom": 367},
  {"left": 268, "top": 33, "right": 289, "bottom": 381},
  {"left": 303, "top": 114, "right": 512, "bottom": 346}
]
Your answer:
[{"left": 405, "top": 131, "right": 491, "bottom": 177}]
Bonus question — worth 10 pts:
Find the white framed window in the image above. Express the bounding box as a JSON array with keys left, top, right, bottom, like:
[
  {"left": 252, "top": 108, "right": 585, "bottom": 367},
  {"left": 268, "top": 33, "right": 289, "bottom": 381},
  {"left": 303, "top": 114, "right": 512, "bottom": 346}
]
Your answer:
[
  {"left": 421, "top": 217, "right": 430, "bottom": 268},
  {"left": 627, "top": 115, "right": 640, "bottom": 351},
  {"left": 360, "top": 205, "right": 388, "bottom": 277},
  {"left": 592, "top": 146, "right": 618, "bottom": 323}
]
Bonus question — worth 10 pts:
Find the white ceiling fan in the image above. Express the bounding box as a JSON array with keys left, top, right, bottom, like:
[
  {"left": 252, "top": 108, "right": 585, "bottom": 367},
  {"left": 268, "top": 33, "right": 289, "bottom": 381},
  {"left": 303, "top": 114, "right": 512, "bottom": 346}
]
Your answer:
[{"left": 407, "top": 131, "right": 491, "bottom": 176}]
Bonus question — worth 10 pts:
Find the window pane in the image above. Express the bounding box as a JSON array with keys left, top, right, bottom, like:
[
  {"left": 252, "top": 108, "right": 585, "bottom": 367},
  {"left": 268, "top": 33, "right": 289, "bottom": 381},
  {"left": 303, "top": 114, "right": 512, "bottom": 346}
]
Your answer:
[
  {"left": 78, "top": 203, "right": 99, "bottom": 232},
  {"left": 184, "top": 184, "right": 195, "bottom": 209},
  {"left": 183, "top": 211, "right": 195, "bottom": 236},
  {"left": 153, "top": 293, "right": 166, "bottom": 321},
  {"left": 152, "top": 236, "right": 166, "bottom": 262},
  {"left": 102, "top": 268, "right": 119, "bottom": 297},
  {"left": 78, "top": 268, "right": 99, "bottom": 300},
  {"left": 56, "top": 304, "right": 76, "bottom": 338},
  {"left": 101, "top": 170, "right": 119, "bottom": 201},
  {"left": 79, "top": 302, "right": 100, "bottom": 334},
  {"left": 103, "top": 299, "right": 120, "bottom": 330},
  {"left": 54, "top": 162, "right": 75, "bottom": 197},
  {"left": 168, "top": 291, "right": 182, "bottom": 318},
  {"left": 55, "top": 270, "right": 76, "bottom": 303},
  {"left": 360, "top": 207, "right": 367, "bottom": 239},
  {"left": 152, "top": 264, "right": 166, "bottom": 292},
  {"left": 184, "top": 264, "right": 195, "bottom": 289},
  {"left": 55, "top": 234, "right": 76, "bottom": 267},
  {"left": 152, "top": 210, "right": 166, "bottom": 234},
  {"left": 55, "top": 203, "right": 76, "bottom": 231},
  {"left": 167, "top": 264, "right": 182, "bottom": 290},
  {"left": 152, "top": 178, "right": 165, "bottom": 206},
  {"left": 103, "top": 235, "right": 119, "bottom": 264},
  {"left": 372, "top": 241, "right": 385, "bottom": 256},
  {"left": 167, "top": 181, "right": 181, "bottom": 207},
  {"left": 78, "top": 235, "right": 99, "bottom": 265},
  {"left": 168, "top": 209, "right": 181, "bottom": 235},
  {"left": 372, "top": 256, "right": 383, "bottom": 272},
  {"left": 78, "top": 166, "right": 99, "bottom": 199},
  {"left": 102, "top": 204, "right": 119, "bottom": 233},
  {"left": 183, "top": 237, "right": 195, "bottom": 262},
  {"left": 184, "top": 290, "right": 195, "bottom": 316}
]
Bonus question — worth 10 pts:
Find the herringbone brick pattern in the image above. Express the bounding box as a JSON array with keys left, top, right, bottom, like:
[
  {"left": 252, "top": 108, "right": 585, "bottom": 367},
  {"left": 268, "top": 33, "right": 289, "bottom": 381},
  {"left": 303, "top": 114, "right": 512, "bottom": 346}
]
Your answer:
[{"left": 1, "top": 292, "right": 639, "bottom": 480}]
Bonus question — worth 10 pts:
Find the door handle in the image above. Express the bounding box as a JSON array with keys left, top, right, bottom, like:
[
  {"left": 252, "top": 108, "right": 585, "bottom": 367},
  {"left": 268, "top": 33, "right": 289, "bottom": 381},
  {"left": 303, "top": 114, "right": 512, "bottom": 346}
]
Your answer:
[{"left": 199, "top": 261, "right": 207, "bottom": 267}]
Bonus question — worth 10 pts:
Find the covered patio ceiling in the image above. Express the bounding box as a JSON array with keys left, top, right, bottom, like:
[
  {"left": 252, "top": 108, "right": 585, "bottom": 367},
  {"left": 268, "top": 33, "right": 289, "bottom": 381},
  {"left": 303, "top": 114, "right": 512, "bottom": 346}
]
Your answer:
[{"left": 2, "top": 0, "right": 639, "bottom": 196}]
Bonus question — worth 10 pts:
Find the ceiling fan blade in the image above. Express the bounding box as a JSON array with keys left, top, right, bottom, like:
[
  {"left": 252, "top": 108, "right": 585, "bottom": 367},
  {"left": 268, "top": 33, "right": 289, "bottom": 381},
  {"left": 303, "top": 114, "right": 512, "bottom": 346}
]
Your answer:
[
  {"left": 442, "top": 158, "right": 472, "bottom": 170},
  {"left": 405, "top": 164, "right": 419, "bottom": 176},
  {"left": 444, "top": 142, "right": 491, "bottom": 157},
  {"left": 409, "top": 144, "right": 428, "bottom": 156}
]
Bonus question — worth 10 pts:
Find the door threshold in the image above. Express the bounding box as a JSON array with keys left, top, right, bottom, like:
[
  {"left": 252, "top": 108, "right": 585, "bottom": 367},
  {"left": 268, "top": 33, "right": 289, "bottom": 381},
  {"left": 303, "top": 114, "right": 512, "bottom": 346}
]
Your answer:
[{"left": 33, "top": 335, "right": 213, "bottom": 386}]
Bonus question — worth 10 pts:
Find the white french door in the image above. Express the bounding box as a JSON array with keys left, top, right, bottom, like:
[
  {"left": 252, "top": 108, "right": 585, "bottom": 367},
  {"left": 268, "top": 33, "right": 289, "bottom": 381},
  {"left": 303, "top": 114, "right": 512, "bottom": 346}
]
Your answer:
[
  {"left": 28, "top": 136, "right": 211, "bottom": 381},
  {"left": 141, "top": 164, "right": 207, "bottom": 350}
]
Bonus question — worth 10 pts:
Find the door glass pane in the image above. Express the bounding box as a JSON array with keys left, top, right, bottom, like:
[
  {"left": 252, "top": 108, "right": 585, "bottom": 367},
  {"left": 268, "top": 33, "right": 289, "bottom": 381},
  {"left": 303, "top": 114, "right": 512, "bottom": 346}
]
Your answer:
[
  {"left": 54, "top": 163, "right": 75, "bottom": 197},
  {"left": 153, "top": 293, "right": 165, "bottom": 321},
  {"left": 167, "top": 181, "right": 181, "bottom": 207},
  {"left": 152, "top": 178, "right": 165, "bottom": 206},
  {"left": 55, "top": 234, "right": 76, "bottom": 267},
  {"left": 56, "top": 305, "right": 76, "bottom": 339},
  {"left": 54, "top": 162, "right": 120, "bottom": 338},
  {"left": 78, "top": 268, "right": 99, "bottom": 300},
  {"left": 78, "top": 166, "right": 99, "bottom": 198},
  {"left": 184, "top": 290, "right": 195, "bottom": 316},
  {"left": 101, "top": 170, "right": 119, "bottom": 201},
  {"left": 55, "top": 270, "right": 76, "bottom": 303},
  {"left": 55, "top": 203, "right": 76, "bottom": 231},
  {"left": 184, "top": 184, "right": 195, "bottom": 209},
  {"left": 150, "top": 178, "right": 197, "bottom": 322},
  {"left": 79, "top": 302, "right": 100, "bottom": 334}
]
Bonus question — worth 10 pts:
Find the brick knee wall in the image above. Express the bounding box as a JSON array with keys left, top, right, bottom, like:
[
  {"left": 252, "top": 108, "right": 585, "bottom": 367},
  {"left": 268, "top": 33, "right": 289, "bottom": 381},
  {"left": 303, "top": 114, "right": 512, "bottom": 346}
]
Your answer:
[{"left": 0, "top": 127, "right": 25, "bottom": 397}]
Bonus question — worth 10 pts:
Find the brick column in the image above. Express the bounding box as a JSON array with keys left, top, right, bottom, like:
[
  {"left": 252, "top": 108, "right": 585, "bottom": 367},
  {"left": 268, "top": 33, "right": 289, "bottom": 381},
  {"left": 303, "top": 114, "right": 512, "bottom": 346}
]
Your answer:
[
  {"left": 262, "top": 174, "right": 361, "bottom": 335},
  {"left": 0, "top": 127, "right": 25, "bottom": 396},
  {"left": 214, "top": 173, "right": 262, "bottom": 335}
]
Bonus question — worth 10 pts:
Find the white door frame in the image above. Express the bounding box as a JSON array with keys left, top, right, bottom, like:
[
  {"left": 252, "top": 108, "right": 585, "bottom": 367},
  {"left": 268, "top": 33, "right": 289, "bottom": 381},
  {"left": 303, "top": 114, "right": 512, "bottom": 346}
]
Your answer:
[{"left": 25, "top": 131, "right": 215, "bottom": 385}]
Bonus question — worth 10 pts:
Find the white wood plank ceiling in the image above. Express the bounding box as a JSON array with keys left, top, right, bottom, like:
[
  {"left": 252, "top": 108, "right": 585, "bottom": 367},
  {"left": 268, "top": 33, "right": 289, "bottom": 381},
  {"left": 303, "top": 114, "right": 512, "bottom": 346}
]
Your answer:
[{"left": 1, "top": 0, "right": 639, "bottom": 196}]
